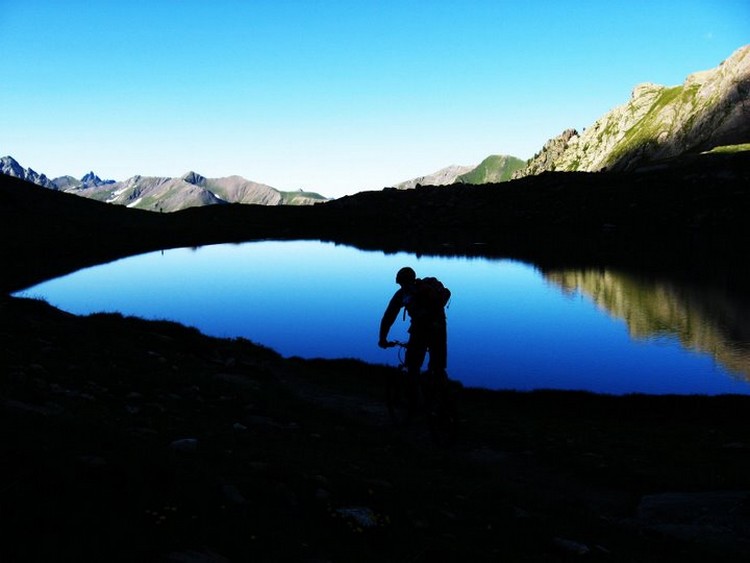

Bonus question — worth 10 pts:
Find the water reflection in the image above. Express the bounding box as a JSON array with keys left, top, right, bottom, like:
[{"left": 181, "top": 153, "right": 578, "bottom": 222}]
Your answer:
[
  {"left": 544, "top": 269, "right": 750, "bottom": 382},
  {"left": 13, "top": 241, "right": 750, "bottom": 395}
]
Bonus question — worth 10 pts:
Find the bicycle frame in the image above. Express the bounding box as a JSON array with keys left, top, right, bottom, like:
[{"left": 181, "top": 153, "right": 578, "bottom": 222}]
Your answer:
[{"left": 384, "top": 340, "right": 408, "bottom": 370}]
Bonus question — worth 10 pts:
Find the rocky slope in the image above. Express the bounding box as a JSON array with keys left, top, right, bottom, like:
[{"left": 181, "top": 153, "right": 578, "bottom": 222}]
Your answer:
[
  {"left": 394, "top": 164, "right": 476, "bottom": 189},
  {"left": 0, "top": 155, "right": 56, "bottom": 189},
  {"left": 395, "top": 155, "right": 525, "bottom": 190},
  {"left": 514, "top": 44, "right": 750, "bottom": 177},
  {"left": 52, "top": 171, "right": 116, "bottom": 190},
  {"left": 76, "top": 172, "right": 286, "bottom": 211},
  {"left": 75, "top": 173, "right": 228, "bottom": 211}
]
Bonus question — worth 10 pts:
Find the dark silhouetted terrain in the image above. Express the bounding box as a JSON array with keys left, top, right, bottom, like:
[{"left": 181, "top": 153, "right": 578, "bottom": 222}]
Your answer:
[{"left": 2, "top": 150, "right": 750, "bottom": 561}]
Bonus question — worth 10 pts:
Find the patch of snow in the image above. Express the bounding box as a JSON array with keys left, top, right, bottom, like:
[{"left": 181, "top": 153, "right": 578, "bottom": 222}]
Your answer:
[{"left": 106, "top": 186, "right": 131, "bottom": 203}]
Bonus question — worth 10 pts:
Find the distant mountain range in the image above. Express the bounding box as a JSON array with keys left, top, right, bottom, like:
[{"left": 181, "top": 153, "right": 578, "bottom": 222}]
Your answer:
[{"left": 0, "top": 156, "right": 328, "bottom": 212}]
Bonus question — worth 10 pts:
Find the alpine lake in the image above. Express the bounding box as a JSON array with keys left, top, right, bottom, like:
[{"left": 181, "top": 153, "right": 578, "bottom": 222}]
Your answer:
[{"left": 14, "top": 240, "right": 750, "bottom": 396}]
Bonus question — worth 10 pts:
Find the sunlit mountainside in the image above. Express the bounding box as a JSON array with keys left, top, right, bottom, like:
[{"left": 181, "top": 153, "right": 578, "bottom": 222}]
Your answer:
[
  {"left": 513, "top": 44, "right": 750, "bottom": 177},
  {"left": 457, "top": 155, "right": 526, "bottom": 184}
]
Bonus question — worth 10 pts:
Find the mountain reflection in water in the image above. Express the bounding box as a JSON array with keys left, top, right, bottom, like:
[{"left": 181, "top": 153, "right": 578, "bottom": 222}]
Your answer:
[
  {"left": 544, "top": 269, "right": 750, "bottom": 382},
  {"left": 14, "top": 241, "right": 750, "bottom": 395}
]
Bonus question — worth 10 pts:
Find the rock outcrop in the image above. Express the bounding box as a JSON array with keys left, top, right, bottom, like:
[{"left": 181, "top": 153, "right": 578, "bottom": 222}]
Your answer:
[
  {"left": 52, "top": 171, "right": 115, "bottom": 189},
  {"left": 511, "top": 130, "right": 579, "bottom": 177},
  {"left": 0, "top": 156, "right": 56, "bottom": 189},
  {"left": 514, "top": 44, "right": 750, "bottom": 177},
  {"left": 394, "top": 164, "right": 476, "bottom": 190}
]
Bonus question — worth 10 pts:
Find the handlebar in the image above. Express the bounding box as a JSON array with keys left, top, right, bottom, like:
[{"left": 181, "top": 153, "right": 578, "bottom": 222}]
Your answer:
[{"left": 383, "top": 340, "right": 407, "bottom": 348}]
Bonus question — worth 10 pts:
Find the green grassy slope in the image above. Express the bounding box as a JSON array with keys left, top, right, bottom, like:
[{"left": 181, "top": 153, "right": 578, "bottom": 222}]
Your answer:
[{"left": 457, "top": 155, "right": 526, "bottom": 184}]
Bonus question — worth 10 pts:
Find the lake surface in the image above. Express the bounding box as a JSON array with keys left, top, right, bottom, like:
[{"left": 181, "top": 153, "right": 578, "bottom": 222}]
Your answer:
[{"left": 15, "top": 240, "right": 750, "bottom": 395}]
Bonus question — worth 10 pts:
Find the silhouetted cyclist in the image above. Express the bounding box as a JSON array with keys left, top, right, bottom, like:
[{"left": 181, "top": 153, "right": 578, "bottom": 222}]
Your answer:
[{"left": 378, "top": 267, "right": 450, "bottom": 422}]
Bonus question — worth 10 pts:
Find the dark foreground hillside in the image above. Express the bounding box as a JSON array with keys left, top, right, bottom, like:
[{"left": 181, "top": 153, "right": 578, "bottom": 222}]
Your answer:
[
  {"left": 2, "top": 151, "right": 750, "bottom": 561},
  {"left": 3, "top": 295, "right": 750, "bottom": 562}
]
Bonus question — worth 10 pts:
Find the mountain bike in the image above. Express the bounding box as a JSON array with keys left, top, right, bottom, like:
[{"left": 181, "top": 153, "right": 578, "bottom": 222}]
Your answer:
[
  {"left": 382, "top": 340, "right": 411, "bottom": 425},
  {"left": 382, "top": 340, "right": 459, "bottom": 443}
]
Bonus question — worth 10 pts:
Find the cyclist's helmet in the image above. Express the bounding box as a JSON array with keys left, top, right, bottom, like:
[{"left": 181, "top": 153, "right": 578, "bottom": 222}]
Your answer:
[{"left": 396, "top": 267, "right": 416, "bottom": 285}]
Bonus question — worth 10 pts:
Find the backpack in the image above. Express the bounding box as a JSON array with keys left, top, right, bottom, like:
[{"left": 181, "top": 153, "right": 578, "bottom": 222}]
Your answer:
[{"left": 408, "top": 277, "right": 451, "bottom": 320}]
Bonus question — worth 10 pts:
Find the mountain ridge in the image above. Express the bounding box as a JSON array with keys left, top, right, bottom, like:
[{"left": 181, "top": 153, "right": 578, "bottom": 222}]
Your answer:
[
  {"left": 394, "top": 164, "right": 476, "bottom": 190},
  {"left": 457, "top": 154, "right": 526, "bottom": 184},
  {"left": 394, "top": 155, "right": 525, "bottom": 190},
  {"left": 0, "top": 155, "right": 56, "bottom": 189},
  {"left": 513, "top": 44, "right": 750, "bottom": 177},
  {"left": 0, "top": 156, "right": 327, "bottom": 211}
]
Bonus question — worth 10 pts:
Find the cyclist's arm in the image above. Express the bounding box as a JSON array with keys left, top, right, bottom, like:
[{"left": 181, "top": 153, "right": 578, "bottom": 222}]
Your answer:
[{"left": 379, "top": 291, "right": 403, "bottom": 347}]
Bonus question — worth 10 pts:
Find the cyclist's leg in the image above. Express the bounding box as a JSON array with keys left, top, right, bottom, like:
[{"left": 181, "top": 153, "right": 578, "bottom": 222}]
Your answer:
[
  {"left": 425, "top": 323, "right": 448, "bottom": 406},
  {"left": 425, "top": 323, "right": 456, "bottom": 439},
  {"left": 405, "top": 334, "right": 427, "bottom": 415},
  {"left": 386, "top": 368, "right": 403, "bottom": 421},
  {"left": 426, "top": 321, "right": 448, "bottom": 379}
]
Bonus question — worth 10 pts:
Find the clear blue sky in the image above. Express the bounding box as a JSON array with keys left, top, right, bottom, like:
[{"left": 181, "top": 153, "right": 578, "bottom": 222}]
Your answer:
[{"left": 1, "top": 1, "right": 748, "bottom": 198}]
